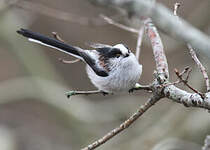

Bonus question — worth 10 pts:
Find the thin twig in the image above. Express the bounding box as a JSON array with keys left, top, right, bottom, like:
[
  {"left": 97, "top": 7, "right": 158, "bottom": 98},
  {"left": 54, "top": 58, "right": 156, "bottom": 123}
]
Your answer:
[
  {"left": 173, "top": 3, "right": 208, "bottom": 96},
  {"left": 81, "top": 96, "right": 161, "bottom": 150},
  {"left": 179, "top": 66, "right": 190, "bottom": 76},
  {"left": 13, "top": 0, "right": 122, "bottom": 26},
  {"left": 52, "top": 32, "right": 81, "bottom": 64},
  {"left": 161, "top": 67, "right": 190, "bottom": 87},
  {"left": 100, "top": 14, "right": 139, "bottom": 34},
  {"left": 188, "top": 44, "right": 210, "bottom": 92},
  {"left": 65, "top": 90, "right": 107, "bottom": 98},
  {"left": 58, "top": 58, "right": 80, "bottom": 64},
  {"left": 185, "top": 66, "right": 191, "bottom": 82},
  {"left": 135, "top": 26, "right": 144, "bottom": 60},
  {"left": 174, "top": 68, "right": 205, "bottom": 99},
  {"left": 52, "top": 32, "right": 65, "bottom": 42}
]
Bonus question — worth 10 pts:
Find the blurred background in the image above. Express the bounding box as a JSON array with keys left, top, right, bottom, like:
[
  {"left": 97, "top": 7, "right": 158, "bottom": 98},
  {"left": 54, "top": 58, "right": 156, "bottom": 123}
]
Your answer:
[{"left": 0, "top": 0, "right": 210, "bottom": 150}]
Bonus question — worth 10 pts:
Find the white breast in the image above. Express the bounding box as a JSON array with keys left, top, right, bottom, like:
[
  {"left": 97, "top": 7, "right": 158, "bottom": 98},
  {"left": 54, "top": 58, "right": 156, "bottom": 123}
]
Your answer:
[{"left": 86, "top": 53, "right": 142, "bottom": 93}]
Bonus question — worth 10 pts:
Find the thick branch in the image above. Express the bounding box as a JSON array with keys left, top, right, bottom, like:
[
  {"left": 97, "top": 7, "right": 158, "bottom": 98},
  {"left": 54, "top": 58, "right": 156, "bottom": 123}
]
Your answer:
[
  {"left": 81, "top": 95, "right": 161, "bottom": 150},
  {"left": 144, "top": 18, "right": 169, "bottom": 79},
  {"left": 164, "top": 85, "right": 210, "bottom": 110},
  {"left": 93, "top": 0, "right": 210, "bottom": 59}
]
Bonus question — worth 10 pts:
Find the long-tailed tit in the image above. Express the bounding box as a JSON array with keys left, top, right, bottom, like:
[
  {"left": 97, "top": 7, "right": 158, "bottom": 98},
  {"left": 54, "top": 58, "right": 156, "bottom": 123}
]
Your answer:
[{"left": 17, "top": 29, "right": 142, "bottom": 94}]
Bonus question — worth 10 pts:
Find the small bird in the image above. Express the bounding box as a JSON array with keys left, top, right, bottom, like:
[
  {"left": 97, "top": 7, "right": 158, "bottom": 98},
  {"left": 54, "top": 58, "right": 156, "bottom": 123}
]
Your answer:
[{"left": 17, "top": 28, "right": 142, "bottom": 95}]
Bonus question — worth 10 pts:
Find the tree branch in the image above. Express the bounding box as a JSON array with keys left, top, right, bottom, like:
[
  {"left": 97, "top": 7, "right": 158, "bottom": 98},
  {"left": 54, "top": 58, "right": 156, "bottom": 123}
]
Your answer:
[
  {"left": 81, "top": 2, "right": 210, "bottom": 147},
  {"left": 13, "top": 0, "right": 123, "bottom": 26},
  {"left": 100, "top": 14, "right": 139, "bottom": 33},
  {"left": 164, "top": 85, "right": 210, "bottom": 110},
  {"left": 174, "top": 68, "right": 205, "bottom": 99},
  {"left": 51, "top": 32, "right": 81, "bottom": 64},
  {"left": 93, "top": 0, "right": 210, "bottom": 59},
  {"left": 144, "top": 18, "right": 169, "bottom": 79},
  {"left": 188, "top": 44, "right": 210, "bottom": 92},
  {"left": 135, "top": 26, "right": 144, "bottom": 60},
  {"left": 81, "top": 95, "right": 161, "bottom": 150}
]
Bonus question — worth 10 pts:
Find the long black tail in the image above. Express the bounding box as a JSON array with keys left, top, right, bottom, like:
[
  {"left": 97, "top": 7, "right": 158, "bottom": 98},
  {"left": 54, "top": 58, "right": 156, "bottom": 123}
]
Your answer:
[
  {"left": 17, "top": 28, "right": 82, "bottom": 59},
  {"left": 17, "top": 28, "right": 109, "bottom": 77}
]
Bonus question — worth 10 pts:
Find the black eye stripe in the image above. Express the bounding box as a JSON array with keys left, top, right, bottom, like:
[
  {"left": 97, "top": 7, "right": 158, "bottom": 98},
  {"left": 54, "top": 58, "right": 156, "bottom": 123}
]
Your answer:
[
  {"left": 111, "top": 50, "right": 121, "bottom": 54},
  {"left": 97, "top": 47, "right": 122, "bottom": 58},
  {"left": 108, "top": 48, "right": 122, "bottom": 57}
]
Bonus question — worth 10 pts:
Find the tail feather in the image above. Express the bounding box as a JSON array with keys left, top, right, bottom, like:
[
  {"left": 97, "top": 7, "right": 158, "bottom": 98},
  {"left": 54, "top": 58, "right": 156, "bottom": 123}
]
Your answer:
[{"left": 17, "top": 28, "right": 82, "bottom": 59}]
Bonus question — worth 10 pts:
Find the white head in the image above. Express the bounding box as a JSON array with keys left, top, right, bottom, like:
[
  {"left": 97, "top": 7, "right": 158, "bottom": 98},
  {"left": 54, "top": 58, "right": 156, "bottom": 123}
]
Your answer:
[{"left": 113, "top": 44, "right": 131, "bottom": 57}]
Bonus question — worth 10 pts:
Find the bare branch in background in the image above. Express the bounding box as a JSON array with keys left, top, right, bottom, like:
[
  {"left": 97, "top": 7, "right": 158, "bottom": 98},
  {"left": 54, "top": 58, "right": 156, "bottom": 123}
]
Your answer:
[
  {"left": 135, "top": 26, "right": 144, "bottom": 60},
  {"left": 174, "top": 68, "right": 205, "bottom": 99},
  {"left": 81, "top": 95, "right": 161, "bottom": 150},
  {"left": 173, "top": 2, "right": 210, "bottom": 93},
  {"left": 94, "top": 0, "right": 210, "bottom": 59},
  {"left": 52, "top": 32, "right": 65, "bottom": 43},
  {"left": 188, "top": 44, "right": 210, "bottom": 92},
  {"left": 100, "top": 14, "right": 139, "bottom": 33},
  {"left": 13, "top": 0, "right": 124, "bottom": 26},
  {"left": 14, "top": 1, "right": 90, "bottom": 25},
  {"left": 58, "top": 58, "right": 80, "bottom": 64},
  {"left": 52, "top": 32, "right": 81, "bottom": 64}
]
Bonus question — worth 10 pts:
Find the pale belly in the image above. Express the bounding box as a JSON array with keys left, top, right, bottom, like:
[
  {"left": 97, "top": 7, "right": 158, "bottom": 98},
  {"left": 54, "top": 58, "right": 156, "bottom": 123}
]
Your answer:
[{"left": 86, "top": 62, "right": 142, "bottom": 93}]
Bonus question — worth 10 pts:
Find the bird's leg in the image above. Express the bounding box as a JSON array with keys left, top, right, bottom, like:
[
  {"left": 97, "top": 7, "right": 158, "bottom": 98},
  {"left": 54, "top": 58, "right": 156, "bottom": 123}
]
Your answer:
[{"left": 65, "top": 90, "right": 108, "bottom": 98}]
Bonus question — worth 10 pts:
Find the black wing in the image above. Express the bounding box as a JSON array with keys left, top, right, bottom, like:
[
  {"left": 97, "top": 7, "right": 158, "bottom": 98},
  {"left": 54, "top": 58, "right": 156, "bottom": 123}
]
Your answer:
[{"left": 77, "top": 51, "right": 108, "bottom": 77}]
